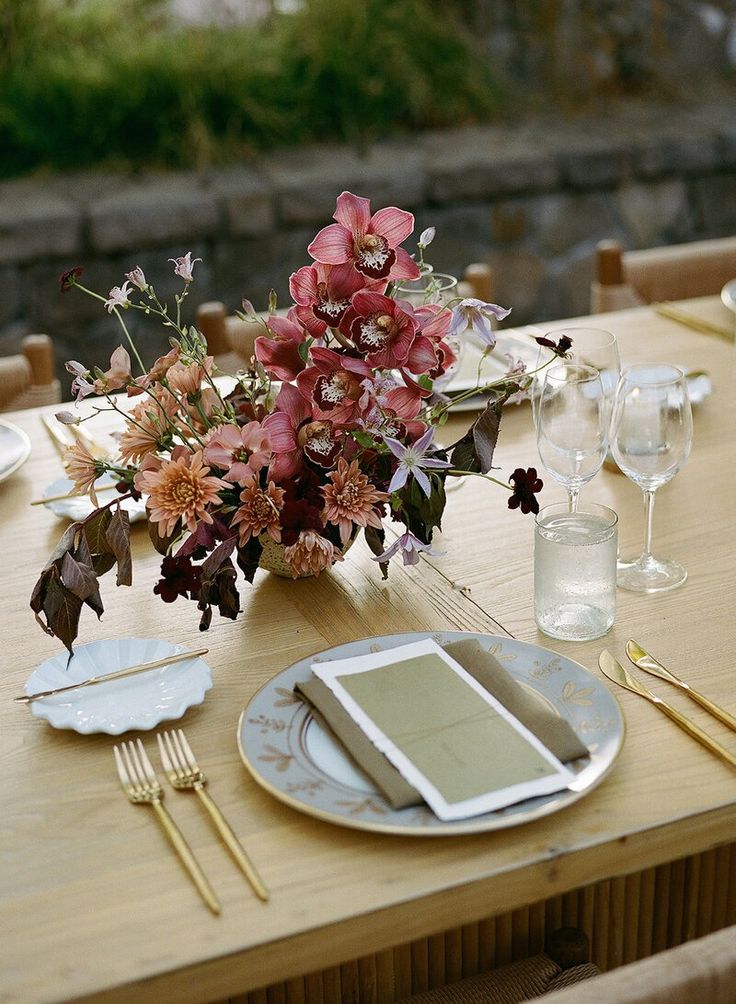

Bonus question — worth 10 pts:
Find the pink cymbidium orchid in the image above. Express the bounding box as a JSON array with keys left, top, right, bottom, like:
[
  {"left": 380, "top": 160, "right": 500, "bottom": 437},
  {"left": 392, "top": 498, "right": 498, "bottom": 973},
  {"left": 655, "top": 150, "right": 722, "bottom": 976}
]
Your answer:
[
  {"left": 296, "top": 346, "right": 373, "bottom": 424},
  {"left": 344, "top": 290, "right": 418, "bottom": 369},
  {"left": 308, "top": 191, "right": 420, "bottom": 282},
  {"left": 255, "top": 310, "right": 308, "bottom": 382},
  {"left": 289, "top": 261, "right": 369, "bottom": 336},
  {"left": 384, "top": 426, "right": 452, "bottom": 497}
]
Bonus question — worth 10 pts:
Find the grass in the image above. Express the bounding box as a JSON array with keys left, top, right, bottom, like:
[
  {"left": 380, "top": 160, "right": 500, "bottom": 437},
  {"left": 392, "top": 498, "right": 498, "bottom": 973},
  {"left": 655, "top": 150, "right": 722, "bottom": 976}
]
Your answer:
[{"left": 0, "top": 0, "right": 502, "bottom": 178}]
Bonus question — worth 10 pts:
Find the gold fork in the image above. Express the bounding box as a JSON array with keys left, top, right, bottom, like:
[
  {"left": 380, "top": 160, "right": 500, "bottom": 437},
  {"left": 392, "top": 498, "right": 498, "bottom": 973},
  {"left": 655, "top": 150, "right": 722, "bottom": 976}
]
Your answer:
[
  {"left": 113, "top": 738, "right": 221, "bottom": 914},
  {"left": 157, "top": 729, "right": 269, "bottom": 902}
]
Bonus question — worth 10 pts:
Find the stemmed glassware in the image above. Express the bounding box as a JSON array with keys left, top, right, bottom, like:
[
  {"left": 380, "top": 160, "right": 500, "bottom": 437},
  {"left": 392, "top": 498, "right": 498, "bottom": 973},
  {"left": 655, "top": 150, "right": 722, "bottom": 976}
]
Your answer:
[
  {"left": 536, "top": 362, "right": 609, "bottom": 512},
  {"left": 610, "top": 364, "right": 693, "bottom": 592},
  {"left": 531, "top": 327, "right": 621, "bottom": 428}
]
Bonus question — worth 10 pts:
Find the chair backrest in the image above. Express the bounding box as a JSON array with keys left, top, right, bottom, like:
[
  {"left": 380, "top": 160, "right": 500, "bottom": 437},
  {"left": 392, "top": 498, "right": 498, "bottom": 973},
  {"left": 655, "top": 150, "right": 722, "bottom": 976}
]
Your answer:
[
  {"left": 540, "top": 923, "right": 736, "bottom": 1004},
  {"left": 0, "top": 334, "right": 61, "bottom": 412},
  {"left": 591, "top": 237, "right": 736, "bottom": 313}
]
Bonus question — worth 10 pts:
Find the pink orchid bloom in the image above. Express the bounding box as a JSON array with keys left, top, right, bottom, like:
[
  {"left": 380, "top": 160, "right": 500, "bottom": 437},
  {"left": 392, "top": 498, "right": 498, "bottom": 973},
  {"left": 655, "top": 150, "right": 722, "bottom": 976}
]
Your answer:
[
  {"left": 408, "top": 304, "right": 458, "bottom": 380},
  {"left": 308, "top": 191, "right": 420, "bottom": 282},
  {"left": 104, "top": 281, "right": 134, "bottom": 313},
  {"left": 169, "top": 252, "right": 202, "bottom": 283},
  {"left": 290, "top": 261, "right": 368, "bottom": 336},
  {"left": 203, "top": 421, "right": 272, "bottom": 484},
  {"left": 264, "top": 384, "right": 342, "bottom": 478},
  {"left": 255, "top": 310, "right": 308, "bottom": 381},
  {"left": 296, "top": 346, "right": 373, "bottom": 424},
  {"left": 344, "top": 290, "right": 418, "bottom": 370},
  {"left": 384, "top": 370, "right": 432, "bottom": 421}
]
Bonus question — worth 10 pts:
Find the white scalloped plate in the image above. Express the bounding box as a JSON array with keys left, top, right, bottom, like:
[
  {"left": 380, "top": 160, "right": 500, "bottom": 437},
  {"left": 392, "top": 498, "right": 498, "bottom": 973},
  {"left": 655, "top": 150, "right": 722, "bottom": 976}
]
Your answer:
[
  {"left": 41, "top": 475, "right": 147, "bottom": 523},
  {"left": 0, "top": 419, "right": 31, "bottom": 483},
  {"left": 25, "top": 638, "right": 213, "bottom": 734}
]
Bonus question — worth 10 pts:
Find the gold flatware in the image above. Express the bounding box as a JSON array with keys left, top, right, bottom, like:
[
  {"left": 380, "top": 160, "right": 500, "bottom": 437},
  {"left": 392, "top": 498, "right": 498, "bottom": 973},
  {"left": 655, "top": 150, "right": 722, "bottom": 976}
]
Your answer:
[
  {"left": 114, "top": 739, "right": 221, "bottom": 915},
  {"left": 653, "top": 302, "right": 734, "bottom": 341},
  {"left": 598, "top": 650, "right": 736, "bottom": 770},
  {"left": 41, "top": 414, "right": 73, "bottom": 458},
  {"left": 14, "top": 648, "right": 209, "bottom": 704},
  {"left": 157, "top": 729, "right": 269, "bottom": 902},
  {"left": 30, "top": 482, "right": 120, "bottom": 506},
  {"left": 626, "top": 640, "right": 736, "bottom": 733}
]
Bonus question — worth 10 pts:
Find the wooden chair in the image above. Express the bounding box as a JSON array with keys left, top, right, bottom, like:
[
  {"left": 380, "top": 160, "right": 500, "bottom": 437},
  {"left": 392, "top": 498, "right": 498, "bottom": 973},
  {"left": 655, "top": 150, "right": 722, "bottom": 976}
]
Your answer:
[
  {"left": 541, "top": 923, "right": 736, "bottom": 1003},
  {"left": 0, "top": 335, "right": 61, "bottom": 412},
  {"left": 591, "top": 237, "right": 736, "bottom": 314}
]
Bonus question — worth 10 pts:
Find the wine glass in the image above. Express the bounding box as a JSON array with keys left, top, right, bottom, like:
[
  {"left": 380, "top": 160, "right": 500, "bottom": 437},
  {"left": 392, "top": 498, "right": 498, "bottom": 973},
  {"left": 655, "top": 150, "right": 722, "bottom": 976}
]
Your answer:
[
  {"left": 610, "top": 364, "right": 693, "bottom": 592},
  {"left": 531, "top": 327, "right": 621, "bottom": 428},
  {"left": 536, "top": 362, "right": 608, "bottom": 512}
]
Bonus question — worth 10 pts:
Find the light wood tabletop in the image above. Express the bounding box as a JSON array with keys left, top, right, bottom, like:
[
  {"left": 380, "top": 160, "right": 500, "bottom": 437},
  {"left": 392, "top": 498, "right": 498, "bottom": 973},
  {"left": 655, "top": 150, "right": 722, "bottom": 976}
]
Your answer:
[{"left": 1, "top": 297, "right": 734, "bottom": 1003}]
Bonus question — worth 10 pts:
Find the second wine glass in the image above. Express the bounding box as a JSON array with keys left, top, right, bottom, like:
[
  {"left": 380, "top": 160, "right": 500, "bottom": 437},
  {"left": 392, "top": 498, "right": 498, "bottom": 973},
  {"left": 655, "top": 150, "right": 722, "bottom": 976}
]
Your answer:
[{"left": 536, "top": 362, "right": 609, "bottom": 512}]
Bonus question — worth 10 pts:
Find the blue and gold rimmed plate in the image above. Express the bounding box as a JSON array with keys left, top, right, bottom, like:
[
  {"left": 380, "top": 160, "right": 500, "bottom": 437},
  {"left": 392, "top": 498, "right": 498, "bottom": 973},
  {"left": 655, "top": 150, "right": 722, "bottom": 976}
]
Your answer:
[{"left": 237, "top": 631, "right": 624, "bottom": 836}]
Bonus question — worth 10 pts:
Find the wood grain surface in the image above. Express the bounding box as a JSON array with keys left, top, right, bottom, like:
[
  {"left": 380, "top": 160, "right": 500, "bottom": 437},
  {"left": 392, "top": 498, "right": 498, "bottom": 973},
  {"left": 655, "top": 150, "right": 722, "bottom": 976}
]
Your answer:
[{"left": 1, "top": 298, "right": 734, "bottom": 1003}]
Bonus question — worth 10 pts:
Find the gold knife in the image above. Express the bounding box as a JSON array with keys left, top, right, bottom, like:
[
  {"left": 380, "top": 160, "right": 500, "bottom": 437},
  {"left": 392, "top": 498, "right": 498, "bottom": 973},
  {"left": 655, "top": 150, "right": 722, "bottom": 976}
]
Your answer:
[
  {"left": 598, "top": 650, "right": 736, "bottom": 770},
  {"left": 626, "top": 640, "right": 736, "bottom": 734},
  {"left": 15, "top": 647, "right": 209, "bottom": 704},
  {"left": 653, "top": 302, "right": 734, "bottom": 341}
]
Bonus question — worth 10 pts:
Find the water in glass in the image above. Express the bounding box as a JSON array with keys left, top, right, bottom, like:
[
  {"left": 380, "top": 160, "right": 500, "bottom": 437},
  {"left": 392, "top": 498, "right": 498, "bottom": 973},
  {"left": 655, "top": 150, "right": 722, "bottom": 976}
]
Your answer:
[{"left": 534, "top": 503, "right": 618, "bottom": 641}]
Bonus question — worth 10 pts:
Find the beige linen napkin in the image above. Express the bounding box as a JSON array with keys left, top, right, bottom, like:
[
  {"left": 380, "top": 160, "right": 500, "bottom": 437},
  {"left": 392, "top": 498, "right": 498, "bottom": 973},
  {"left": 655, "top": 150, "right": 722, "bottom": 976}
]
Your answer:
[{"left": 295, "top": 638, "right": 589, "bottom": 810}]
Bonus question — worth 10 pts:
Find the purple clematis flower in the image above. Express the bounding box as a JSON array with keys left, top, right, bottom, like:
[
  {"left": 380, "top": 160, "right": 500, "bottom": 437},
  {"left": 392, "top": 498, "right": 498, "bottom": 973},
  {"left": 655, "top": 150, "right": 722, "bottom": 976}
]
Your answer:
[
  {"left": 371, "top": 530, "right": 441, "bottom": 566},
  {"left": 448, "top": 299, "right": 511, "bottom": 349},
  {"left": 384, "top": 427, "right": 452, "bottom": 497}
]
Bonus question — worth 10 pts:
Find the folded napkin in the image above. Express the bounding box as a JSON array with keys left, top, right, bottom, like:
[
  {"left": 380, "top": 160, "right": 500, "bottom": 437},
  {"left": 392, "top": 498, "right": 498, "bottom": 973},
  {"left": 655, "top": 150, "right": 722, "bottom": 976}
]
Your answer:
[{"left": 295, "top": 638, "right": 588, "bottom": 810}]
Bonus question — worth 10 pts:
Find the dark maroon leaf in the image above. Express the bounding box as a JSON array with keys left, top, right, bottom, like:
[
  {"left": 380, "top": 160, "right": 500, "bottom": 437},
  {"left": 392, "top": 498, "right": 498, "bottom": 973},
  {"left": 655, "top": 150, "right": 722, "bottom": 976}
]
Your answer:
[
  {"left": 42, "top": 576, "right": 84, "bottom": 654},
  {"left": 148, "top": 516, "right": 180, "bottom": 556},
  {"left": 449, "top": 394, "right": 505, "bottom": 474},
  {"left": 83, "top": 509, "right": 116, "bottom": 574},
  {"left": 201, "top": 535, "right": 237, "bottom": 580},
  {"left": 236, "top": 537, "right": 263, "bottom": 584},
  {"left": 44, "top": 522, "right": 82, "bottom": 571},
  {"left": 176, "top": 516, "right": 230, "bottom": 559},
  {"left": 30, "top": 565, "right": 58, "bottom": 633},
  {"left": 106, "top": 509, "right": 132, "bottom": 586},
  {"left": 198, "top": 559, "right": 240, "bottom": 623},
  {"left": 60, "top": 552, "right": 103, "bottom": 618},
  {"left": 364, "top": 526, "right": 389, "bottom": 581}
]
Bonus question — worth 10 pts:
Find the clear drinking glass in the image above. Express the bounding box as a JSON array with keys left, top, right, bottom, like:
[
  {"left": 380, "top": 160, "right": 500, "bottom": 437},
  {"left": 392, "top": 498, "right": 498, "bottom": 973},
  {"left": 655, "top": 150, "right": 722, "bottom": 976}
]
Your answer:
[
  {"left": 396, "top": 271, "right": 461, "bottom": 391},
  {"left": 536, "top": 362, "right": 608, "bottom": 512},
  {"left": 531, "top": 327, "right": 621, "bottom": 428},
  {"left": 610, "top": 364, "right": 693, "bottom": 592},
  {"left": 534, "top": 502, "right": 618, "bottom": 641}
]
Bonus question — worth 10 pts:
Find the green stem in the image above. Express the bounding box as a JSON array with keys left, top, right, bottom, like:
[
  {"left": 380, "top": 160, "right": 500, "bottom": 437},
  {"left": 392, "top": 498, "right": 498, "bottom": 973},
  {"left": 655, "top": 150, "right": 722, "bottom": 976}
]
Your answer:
[
  {"left": 446, "top": 469, "right": 512, "bottom": 491},
  {"left": 113, "top": 308, "right": 147, "bottom": 376}
]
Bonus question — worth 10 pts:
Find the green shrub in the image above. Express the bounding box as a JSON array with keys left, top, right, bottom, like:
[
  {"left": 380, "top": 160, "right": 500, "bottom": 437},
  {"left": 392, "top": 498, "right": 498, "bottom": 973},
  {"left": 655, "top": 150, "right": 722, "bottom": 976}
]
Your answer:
[{"left": 0, "top": 0, "right": 501, "bottom": 178}]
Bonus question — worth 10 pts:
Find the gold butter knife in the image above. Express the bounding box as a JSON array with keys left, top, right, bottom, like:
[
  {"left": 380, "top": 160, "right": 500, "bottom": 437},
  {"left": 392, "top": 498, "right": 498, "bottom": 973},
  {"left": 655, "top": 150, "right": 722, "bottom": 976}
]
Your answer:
[
  {"left": 598, "top": 650, "right": 736, "bottom": 770},
  {"left": 14, "top": 647, "right": 209, "bottom": 704},
  {"left": 626, "top": 640, "right": 736, "bottom": 734},
  {"left": 653, "top": 302, "right": 734, "bottom": 341}
]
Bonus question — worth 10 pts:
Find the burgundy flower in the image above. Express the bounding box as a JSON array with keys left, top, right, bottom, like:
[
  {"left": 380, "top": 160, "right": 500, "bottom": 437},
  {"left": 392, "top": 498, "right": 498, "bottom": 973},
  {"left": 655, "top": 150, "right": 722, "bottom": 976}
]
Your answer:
[
  {"left": 153, "top": 555, "right": 202, "bottom": 603},
  {"left": 59, "top": 266, "right": 84, "bottom": 292},
  {"left": 507, "top": 467, "right": 543, "bottom": 515},
  {"left": 308, "top": 191, "right": 420, "bottom": 282},
  {"left": 535, "top": 334, "right": 574, "bottom": 358}
]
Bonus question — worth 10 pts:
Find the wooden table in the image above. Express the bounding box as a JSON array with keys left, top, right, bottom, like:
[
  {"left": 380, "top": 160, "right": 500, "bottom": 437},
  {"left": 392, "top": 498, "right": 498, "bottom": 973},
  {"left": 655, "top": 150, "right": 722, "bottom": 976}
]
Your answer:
[{"left": 2, "top": 298, "right": 734, "bottom": 1003}]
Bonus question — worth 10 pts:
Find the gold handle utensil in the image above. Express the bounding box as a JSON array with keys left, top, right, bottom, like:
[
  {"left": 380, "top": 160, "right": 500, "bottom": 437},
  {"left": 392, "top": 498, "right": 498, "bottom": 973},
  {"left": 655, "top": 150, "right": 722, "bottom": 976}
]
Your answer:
[
  {"left": 14, "top": 648, "right": 209, "bottom": 704},
  {"left": 41, "top": 414, "right": 73, "bottom": 458},
  {"left": 626, "top": 640, "right": 736, "bottom": 734},
  {"left": 653, "top": 302, "right": 734, "bottom": 341},
  {"left": 114, "top": 740, "right": 221, "bottom": 915},
  {"left": 599, "top": 650, "right": 736, "bottom": 770},
  {"left": 157, "top": 729, "right": 269, "bottom": 902}
]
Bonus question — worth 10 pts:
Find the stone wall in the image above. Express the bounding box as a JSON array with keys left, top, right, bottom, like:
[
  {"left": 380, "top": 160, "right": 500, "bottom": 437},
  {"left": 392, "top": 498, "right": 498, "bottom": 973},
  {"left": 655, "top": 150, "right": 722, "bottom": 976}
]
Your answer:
[{"left": 1, "top": 99, "right": 735, "bottom": 388}]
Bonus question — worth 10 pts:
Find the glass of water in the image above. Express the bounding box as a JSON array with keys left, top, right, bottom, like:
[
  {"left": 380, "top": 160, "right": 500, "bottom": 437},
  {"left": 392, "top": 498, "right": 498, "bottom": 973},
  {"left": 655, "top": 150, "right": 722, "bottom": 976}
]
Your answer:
[{"left": 534, "top": 502, "right": 618, "bottom": 641}]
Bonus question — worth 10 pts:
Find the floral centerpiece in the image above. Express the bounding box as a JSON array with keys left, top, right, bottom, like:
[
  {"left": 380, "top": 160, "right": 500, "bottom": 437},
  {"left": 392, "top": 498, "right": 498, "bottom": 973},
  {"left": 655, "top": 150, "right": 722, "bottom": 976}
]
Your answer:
[{"left": 32, "top": 192, "right": 568, "bottom": 652}]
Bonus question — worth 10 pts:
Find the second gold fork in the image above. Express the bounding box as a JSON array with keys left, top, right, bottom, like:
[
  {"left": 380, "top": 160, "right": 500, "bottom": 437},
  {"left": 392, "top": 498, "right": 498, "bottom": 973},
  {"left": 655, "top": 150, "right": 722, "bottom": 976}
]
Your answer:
[{"left": 158, "top": 730, "right": 269, "bottom": 902}]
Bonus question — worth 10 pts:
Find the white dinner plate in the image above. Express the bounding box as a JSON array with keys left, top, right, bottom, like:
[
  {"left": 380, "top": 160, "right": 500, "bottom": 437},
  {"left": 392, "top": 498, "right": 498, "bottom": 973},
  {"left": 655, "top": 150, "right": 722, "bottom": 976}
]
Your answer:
[
  {"left": 41, "top": 475, "right": 148, "bottom": 523},
  {"left": 237, "top": 631, "right": 624, "bottom": 836},
  {"left": 0, "top": 419, "right": 31, "bottom": 483},
  {"left": 444, "top": 331, "right": 548, "bottom": 411},
  {"left": 25, "top": 637, "right": 213, "bottom": 734}
]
